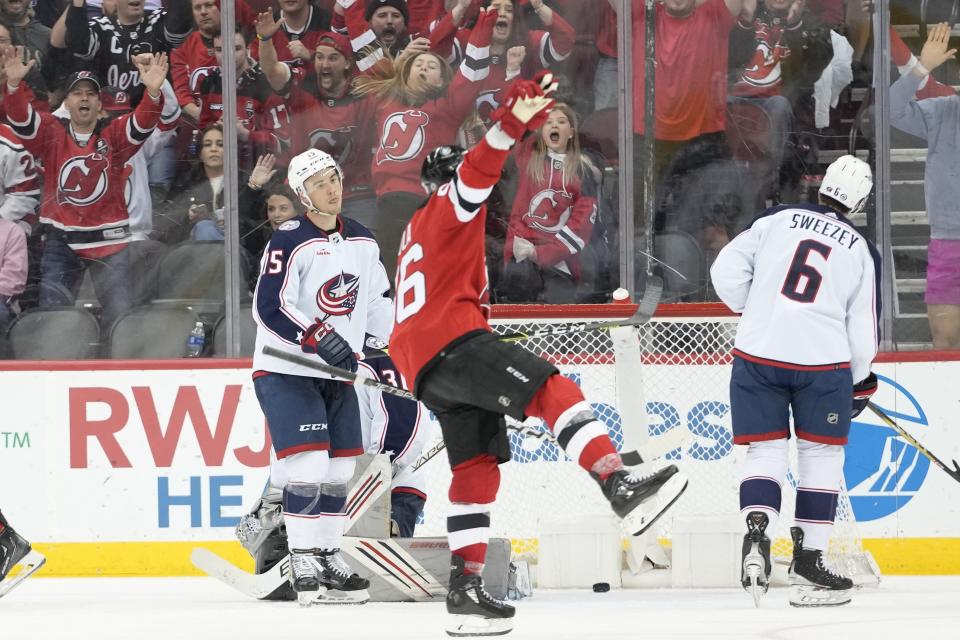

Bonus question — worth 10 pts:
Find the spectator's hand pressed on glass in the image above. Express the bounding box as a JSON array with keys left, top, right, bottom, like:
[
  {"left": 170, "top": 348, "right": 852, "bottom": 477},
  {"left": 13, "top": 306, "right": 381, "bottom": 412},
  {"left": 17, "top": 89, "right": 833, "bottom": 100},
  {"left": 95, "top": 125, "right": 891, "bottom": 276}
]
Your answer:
[
  {"left": 255, "top": 10, "right": 284, "bottom": 40},
  {"left": 506, "top": 45, "right": 526, "bottom": 75},
  {"left": 919, "top": 22, "right": 957, "bottom": 74},
  {"left": 249, "top": 154, "right": 278, "bottom": 190},
  {"left": 137, "top": 52, "right": 169, "bottom": 97},
  {"left": 287, "top": 39, "right": 311, "bottom": 62},
  {"left": 1, "top": 45, "right": 35, "bottom": 87}
]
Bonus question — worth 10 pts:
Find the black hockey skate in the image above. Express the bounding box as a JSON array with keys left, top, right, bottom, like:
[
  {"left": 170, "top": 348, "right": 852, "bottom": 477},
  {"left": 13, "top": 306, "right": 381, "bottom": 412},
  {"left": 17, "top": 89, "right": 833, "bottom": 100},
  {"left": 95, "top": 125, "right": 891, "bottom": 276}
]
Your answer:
[
  {"left": 741, "top": 512, "right": 772, "bottom": 607},
  {"left": 312, "top": 550, "right": 370, "bottom": 604},
  {"left": 289, "top": 549, "right": 322, "bottom": 606},
  {"left": 788, "top": 527, "right": 852, "bottom": 607},
  {"left": 598, "top": 465, "right": 688, "bottom": 536},
  {"left": 446, "top": 556, "right": 515, "bottom": 637},
  {"left": 0, "top": 512, "right": 45, "bottom": 598}
]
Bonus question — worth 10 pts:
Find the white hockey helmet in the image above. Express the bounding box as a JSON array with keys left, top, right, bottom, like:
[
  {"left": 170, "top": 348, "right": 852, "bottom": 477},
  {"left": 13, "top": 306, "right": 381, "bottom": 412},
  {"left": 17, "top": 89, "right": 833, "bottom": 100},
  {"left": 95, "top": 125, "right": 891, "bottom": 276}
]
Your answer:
[
  {"left": 287, "top": 148, "right": 343, "bottom": 210},
  {"left": 819, "top": 154, "right": 873, "bottom": 213}
]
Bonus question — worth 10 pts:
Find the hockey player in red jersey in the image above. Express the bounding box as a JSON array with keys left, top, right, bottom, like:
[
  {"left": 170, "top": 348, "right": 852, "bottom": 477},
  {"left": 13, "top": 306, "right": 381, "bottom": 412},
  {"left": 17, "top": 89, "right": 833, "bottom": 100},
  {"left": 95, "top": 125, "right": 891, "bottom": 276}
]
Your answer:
[
  {"left": 389, "top": 73, "right": 688, "bottom": 637},
  {"left": 3, "top": 48, "right": 169, "bottom": 328}
]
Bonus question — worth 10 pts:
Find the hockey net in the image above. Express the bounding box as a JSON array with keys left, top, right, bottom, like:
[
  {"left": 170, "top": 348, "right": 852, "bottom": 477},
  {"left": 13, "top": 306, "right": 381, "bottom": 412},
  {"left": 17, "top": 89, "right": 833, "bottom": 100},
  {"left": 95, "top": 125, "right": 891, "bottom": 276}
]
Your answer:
[{"left": 414, "top": 303, "right": 879, "bottom": 584}]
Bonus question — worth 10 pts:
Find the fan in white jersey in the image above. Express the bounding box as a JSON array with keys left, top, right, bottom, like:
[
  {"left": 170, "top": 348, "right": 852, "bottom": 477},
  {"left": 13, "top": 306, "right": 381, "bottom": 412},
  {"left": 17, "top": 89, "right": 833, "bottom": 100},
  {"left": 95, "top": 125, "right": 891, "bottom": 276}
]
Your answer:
[
  {"left": 251, "top": 147, "right": 392, "bottom": 605},
  {"left": 711, "top": 154, "right": 882, "bottom": 608}
]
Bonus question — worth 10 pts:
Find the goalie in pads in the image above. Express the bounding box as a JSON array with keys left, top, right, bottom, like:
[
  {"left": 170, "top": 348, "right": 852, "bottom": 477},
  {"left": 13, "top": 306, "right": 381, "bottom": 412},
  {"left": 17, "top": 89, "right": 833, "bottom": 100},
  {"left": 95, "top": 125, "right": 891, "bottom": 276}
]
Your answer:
[{"left": 389, "top": 71, "right": 688, "bottom": 637}]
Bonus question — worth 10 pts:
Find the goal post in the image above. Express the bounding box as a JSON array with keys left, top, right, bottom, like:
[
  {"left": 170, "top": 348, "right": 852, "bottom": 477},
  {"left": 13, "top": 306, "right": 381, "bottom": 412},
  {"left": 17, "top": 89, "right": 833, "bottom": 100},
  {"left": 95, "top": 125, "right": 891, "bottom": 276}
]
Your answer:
[{"left": 413, "top": 302, "right": 880, "bottom": 586}]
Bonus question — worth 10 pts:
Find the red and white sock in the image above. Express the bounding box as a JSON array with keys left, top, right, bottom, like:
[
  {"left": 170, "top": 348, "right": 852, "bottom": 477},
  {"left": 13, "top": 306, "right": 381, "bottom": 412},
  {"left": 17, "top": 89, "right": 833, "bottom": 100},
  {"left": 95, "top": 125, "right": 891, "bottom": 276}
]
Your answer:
[
  {"left": 525, "top": 374, "right": 622, "bottom": 480},
  {"left": 448, "top": 454, "right": 500, "bottom": 575}
]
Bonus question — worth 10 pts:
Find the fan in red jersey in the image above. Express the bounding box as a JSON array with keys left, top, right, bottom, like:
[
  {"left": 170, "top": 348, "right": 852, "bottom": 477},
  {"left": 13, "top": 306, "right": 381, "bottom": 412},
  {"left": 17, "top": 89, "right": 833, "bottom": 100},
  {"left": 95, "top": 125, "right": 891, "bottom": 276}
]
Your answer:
[
  {"left": 3, "top": 49, "right": 169, "bottom": 327},
  {"left": 389, "top": 72, "right": 688, "bottom": 637},
  {"left": 500, "top": 103, "right": 600, "bottom": 304},
  {"left": 435, "top": 0, "right": 575, "bottom": 125},
  {"left": 343, "top": 0, "right": 496, "bottom": 281},
  {"left": 255, "top": 13, "right": 378, "bottom": 228},
  {"left": 192, "top": 30, "right": 288, "bottom": 171}
]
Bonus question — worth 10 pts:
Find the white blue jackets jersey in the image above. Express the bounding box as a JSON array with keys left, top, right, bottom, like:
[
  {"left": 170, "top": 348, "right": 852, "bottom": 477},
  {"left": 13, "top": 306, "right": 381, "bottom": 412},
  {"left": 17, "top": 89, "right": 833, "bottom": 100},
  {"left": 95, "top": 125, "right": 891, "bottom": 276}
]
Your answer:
[
  {"left": 710, "top": 204, "right": 881, "bottom": 383},
  {"left": 252, "top": 215, "right": 393, "bottom": 377},
  {"left": 356, "top": 357, "right": 437, "bottom": 497}
]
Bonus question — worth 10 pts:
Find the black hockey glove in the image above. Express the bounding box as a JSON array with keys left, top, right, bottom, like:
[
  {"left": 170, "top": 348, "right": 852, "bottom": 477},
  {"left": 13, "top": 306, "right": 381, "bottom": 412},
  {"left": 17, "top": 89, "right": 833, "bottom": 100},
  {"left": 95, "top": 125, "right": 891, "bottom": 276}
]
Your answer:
[
  {"left": 301, "top": 319, "right": 358, "bottom": 373},
  {"left": 852, "top": 372, "right": 877, "bottom": 418}
]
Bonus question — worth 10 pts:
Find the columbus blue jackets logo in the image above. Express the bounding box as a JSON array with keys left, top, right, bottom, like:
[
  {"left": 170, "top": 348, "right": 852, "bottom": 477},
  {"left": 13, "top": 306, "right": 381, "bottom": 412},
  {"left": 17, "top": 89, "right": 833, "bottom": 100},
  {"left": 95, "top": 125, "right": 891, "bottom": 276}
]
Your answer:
[
  {"left": 317, "top": 272, "right": 360, "bottom": 317},
  {"left": 376, "top": 110, "right": 430, "bottom": 165},
  {"left": 57, "top": 153, "right": 109, "bottom": 206}
]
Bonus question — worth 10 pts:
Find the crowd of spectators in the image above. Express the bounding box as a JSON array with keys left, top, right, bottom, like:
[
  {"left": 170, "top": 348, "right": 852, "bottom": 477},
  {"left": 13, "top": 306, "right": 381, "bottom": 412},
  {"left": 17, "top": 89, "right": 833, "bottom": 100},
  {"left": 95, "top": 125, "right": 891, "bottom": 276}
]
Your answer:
[{"left": 0, "top": 0, "right": 896, "bottom": 355}]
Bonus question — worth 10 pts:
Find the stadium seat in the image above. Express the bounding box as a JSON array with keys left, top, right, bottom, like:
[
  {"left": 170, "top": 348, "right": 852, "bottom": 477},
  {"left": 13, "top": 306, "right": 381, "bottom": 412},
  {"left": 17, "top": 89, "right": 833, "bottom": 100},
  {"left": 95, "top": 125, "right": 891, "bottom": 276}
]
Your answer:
[
  {"left": 7, "top": 307, "right": 101, "bottom": 360},
  {"left": 212, "top": 304, "right": 257, "bottom": 356},
  {"left": 156, "top": 241, "right": 229, "bottom": 301},
  {"left": 108, "top": 305, "right": 203, "bottom": 359}
]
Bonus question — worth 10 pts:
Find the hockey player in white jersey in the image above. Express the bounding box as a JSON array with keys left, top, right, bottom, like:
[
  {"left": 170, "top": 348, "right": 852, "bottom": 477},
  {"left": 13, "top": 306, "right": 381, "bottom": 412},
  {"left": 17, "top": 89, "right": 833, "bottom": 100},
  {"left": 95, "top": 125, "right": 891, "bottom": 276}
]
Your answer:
[
  {"left": 710, "top": 155, "right": 881, "bottom": 608},
  {"left": 251, "top": 148, "right": 393, "bottom": 605}
]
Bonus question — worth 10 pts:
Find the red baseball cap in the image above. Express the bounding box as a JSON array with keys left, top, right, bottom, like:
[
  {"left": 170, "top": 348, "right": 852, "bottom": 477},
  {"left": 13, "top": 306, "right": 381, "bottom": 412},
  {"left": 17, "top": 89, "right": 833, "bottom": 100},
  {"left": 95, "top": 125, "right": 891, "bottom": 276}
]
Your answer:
[{"left": 314, "top": 31, "right": 352, "bottom": 60}]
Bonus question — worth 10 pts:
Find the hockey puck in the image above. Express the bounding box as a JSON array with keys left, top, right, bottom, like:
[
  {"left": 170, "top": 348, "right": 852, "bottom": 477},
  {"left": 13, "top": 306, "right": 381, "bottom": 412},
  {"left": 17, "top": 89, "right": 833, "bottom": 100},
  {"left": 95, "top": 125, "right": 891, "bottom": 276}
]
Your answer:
[{"left": 592, "top": 582, "right": 610, "bottom": 593}]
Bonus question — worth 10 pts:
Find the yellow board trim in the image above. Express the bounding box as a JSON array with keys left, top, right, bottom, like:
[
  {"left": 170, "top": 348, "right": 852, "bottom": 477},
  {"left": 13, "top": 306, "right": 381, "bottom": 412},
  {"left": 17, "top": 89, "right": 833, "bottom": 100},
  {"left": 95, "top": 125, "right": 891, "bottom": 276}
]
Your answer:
[
  {"left": 24, "top": 537, "right": 960, "bottom": 577},
  {"left": 30, "top": 542, "right": 254, "bottom": 577}
]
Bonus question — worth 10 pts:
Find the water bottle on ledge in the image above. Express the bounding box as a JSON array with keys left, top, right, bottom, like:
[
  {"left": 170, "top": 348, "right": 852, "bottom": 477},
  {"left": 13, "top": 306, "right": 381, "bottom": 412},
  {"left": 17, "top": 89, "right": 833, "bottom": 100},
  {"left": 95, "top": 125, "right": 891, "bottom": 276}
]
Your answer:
[{"left": 186, "top": 321, "right": 205, "bottom": 358}]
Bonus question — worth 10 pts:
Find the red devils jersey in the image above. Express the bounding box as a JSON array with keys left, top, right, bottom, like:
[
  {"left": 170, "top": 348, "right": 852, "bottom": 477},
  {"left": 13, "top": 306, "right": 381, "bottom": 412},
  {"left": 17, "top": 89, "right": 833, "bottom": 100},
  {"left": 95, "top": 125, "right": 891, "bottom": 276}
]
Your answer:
[
  {"left": 448, "top": 18, "right": 575, "bottom": 124},
  {"left": 504, "top": 141, "right": 598, "bottom": 280},
  {"left": 193, "top": 65, "right": 287, "bottom": 153},
  {"left": 731, "top": 18, "right": 792, "bottom": 97},
  {"left": 390, "top": 126, "right": 514, "bottom": 388},
  {"left": 171, "top": 31, "right": 215, "bottom": 108},
  {"left": 344, "top": 0, "right": 492, "bottom": 197},
  {"left": 5, "top": 83, "right": 161, "bottom": 258},
  {"left": 283, "top": 77, "right": 377, "bottom": 200}
]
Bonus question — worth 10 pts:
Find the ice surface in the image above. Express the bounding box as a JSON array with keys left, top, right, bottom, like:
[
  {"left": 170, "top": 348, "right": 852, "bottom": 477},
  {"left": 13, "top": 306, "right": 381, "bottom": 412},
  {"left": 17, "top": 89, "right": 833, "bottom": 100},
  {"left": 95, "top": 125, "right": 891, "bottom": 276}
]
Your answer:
[{"left": 3, "top": 576, "right": 959, "bottom": 640}]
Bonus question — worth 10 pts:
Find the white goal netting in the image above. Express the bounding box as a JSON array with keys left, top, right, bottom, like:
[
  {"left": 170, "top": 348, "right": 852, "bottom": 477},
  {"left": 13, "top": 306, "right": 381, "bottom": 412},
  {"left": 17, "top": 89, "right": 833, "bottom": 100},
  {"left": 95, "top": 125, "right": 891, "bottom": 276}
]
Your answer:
[{"left": 414, "top": 304, "right": 878, "bottom": 583}]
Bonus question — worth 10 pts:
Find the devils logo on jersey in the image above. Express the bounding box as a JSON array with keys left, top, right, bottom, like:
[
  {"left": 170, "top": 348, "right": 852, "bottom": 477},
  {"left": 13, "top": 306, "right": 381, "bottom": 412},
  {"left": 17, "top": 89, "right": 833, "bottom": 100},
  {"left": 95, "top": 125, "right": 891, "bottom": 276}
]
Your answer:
[
  {"left": 523, "top": 189, "right": 573, "bottom": 233},
  {"left": 309, "top": 126, "right": 355, "bottom": 164},
  {"left": 738, "top": 21, "right": 790, "bottom": 91},
  {"left": 317, "top": 272, "right": 360, "bottom": 317},
  {"left": 57, "top": 153, "right": 110, "bottom": 206},
  {"left": 375, "top": 110, "right": 430, "bottom": 165}
]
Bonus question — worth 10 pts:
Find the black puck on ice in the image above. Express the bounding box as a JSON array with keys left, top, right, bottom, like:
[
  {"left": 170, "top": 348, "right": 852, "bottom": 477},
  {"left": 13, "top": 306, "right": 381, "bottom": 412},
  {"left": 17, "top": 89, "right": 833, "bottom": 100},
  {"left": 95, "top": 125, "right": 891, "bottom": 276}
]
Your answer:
[{"left": 592, "top": 582, "right": 610, "bottom": 593}]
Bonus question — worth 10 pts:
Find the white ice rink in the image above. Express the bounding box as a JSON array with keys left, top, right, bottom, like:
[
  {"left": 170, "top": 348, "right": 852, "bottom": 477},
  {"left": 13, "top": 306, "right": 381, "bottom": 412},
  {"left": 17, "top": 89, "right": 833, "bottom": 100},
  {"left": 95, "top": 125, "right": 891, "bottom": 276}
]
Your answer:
[{"left": 3, "top": 576, "right": 959, "bottom": 640}]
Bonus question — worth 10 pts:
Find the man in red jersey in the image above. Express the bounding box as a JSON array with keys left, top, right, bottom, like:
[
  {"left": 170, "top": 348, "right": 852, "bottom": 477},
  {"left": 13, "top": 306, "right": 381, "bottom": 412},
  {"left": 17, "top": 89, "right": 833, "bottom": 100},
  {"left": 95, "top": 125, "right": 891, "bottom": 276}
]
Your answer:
[
  {"left": 389, "top": 73, "right": 688, "bottom": 637},
  {"left": 3, "top": 48, "right": 168, "bottom": 328}
]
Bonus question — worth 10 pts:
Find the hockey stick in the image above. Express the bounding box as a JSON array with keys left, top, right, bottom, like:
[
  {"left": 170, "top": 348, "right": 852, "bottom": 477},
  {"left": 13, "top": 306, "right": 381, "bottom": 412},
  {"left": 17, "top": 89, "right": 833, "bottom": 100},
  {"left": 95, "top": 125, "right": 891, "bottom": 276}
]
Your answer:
[
  {"left": 497, "top": 275, "right": 662, "bottom": 343},
  {"left": 264, "top": 346, "right": 419, "bottom": 401},
  {"left": 867, "top": 402, "right": 960, "bottom": 484},
  {"left": 193, "top": 457, "right": 391, "bottom": 599},
  {"left": 354, "top": 276, "right": 664, "bottom": 362}
]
